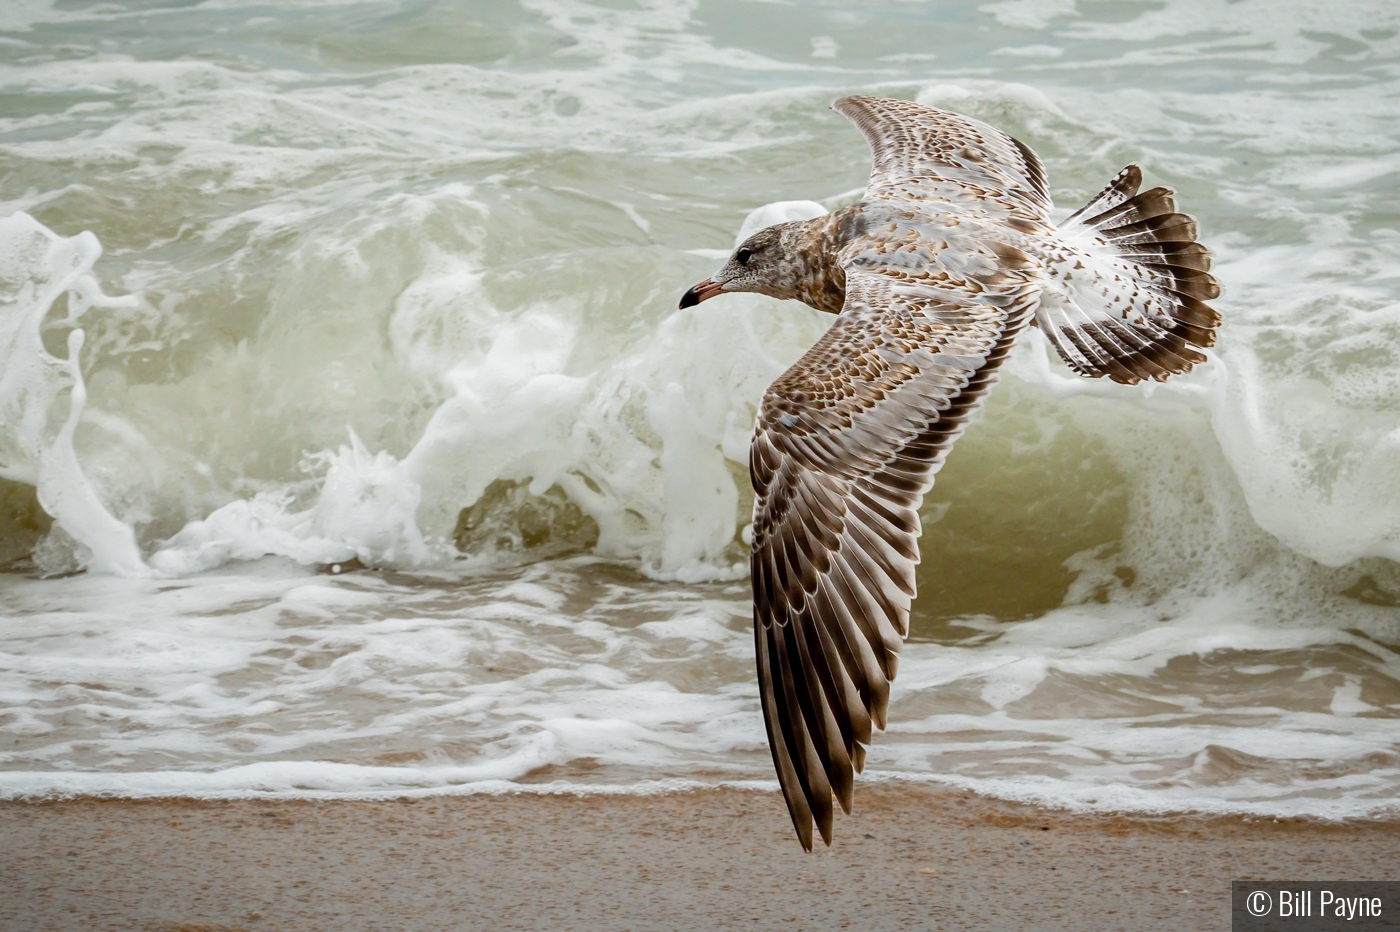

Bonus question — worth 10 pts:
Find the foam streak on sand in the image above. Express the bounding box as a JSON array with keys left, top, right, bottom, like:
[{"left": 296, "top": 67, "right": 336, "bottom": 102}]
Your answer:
[{"left": 0, "top": 0, "right": 1398, "bottom": 820}]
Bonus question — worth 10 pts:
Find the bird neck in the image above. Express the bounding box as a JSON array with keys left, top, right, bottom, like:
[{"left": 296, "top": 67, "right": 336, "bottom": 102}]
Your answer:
[{"left": 786, "top": 210, "right": 858, "bottom": 314}]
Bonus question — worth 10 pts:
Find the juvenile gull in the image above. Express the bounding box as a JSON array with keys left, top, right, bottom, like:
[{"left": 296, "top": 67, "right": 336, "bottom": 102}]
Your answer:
[{"left": 679, "top": 96, "right": 1221, "bottom": 850}]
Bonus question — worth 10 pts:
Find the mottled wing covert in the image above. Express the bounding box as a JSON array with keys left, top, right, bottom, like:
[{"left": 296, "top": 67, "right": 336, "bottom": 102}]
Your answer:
[
  {"left": 749, "top": 267, "right": 1038, "bottom": 850},
  {"left": 833, "top": 96, "right": 1051, "bottom": 219}
]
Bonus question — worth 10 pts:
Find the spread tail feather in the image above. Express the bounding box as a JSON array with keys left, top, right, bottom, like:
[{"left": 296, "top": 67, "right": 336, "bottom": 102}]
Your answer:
[{"left": 1038, "top": 165, "right": 1222, "bottom": 385}]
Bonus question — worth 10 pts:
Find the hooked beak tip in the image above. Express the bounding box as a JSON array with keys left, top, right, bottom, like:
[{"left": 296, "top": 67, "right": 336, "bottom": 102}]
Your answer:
[{"left": 679, "top": 279, "right": 723, "bottom": 309}]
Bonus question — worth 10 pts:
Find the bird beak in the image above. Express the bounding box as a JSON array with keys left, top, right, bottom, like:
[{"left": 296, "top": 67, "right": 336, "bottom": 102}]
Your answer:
[{"left": 679, "top": 278, "right": 723, "bottom": 309}]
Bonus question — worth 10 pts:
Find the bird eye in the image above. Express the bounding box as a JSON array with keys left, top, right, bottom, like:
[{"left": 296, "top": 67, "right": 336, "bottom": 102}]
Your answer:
[{"left": 736, "top": 248, "right": 752, "bottom": 265}]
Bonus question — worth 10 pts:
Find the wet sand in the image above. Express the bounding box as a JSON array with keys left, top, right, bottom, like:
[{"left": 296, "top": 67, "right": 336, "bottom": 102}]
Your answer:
[{"left": 2, "top": 784, "right": 1396, "bottom": 932}]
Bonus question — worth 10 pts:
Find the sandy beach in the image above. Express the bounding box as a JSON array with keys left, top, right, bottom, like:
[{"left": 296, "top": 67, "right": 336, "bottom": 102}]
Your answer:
[{"left": 3, "top": 784, "right": 1396, "bottom": 932}]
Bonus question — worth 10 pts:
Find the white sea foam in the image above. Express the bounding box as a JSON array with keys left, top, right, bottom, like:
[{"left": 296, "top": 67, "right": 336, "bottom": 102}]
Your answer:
[
  {"left": 0, "top": 0, "right": 1397, "bottom": 819},
  {"left": 0, "top": 215, "right": 147, "bottom": 575}
]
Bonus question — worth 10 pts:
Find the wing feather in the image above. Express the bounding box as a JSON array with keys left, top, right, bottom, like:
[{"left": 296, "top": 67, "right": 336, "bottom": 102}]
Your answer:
[
  {"left": 833, "top": 95, "right": 1051, "bottom": 219},
  {"left": 751, "top": 267, "right": 1038, "bottom": 849}
]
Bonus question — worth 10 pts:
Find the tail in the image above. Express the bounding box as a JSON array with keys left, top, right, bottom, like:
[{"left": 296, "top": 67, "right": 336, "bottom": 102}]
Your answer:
[{"left": 1037, "top": 165, "right": 1221, "bottom": 385}]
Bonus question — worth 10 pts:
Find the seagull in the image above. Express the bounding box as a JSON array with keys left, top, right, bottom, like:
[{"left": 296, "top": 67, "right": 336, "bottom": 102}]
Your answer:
[{"left": 678, "top": 96, "right": 1220, "bottom": 850}]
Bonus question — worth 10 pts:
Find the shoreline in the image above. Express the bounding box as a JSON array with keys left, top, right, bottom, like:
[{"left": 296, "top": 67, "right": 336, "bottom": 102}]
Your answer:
[
  {"left": 3, "top": 783, "right": 1397, "bottom": 931},
  {"left": 4, "top": 770, "right": 1395, "bottom": 822}
]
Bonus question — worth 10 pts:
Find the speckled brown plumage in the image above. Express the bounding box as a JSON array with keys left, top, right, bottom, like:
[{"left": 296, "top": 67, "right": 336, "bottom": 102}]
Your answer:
[{"left": 680, "top": 95, "right": 1221, "bottom": 851}]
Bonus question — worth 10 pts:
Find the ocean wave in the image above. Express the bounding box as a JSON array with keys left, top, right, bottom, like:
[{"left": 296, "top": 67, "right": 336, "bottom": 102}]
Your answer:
[{"left": 0, "top": 0, "right": 1397, "bottom": 821}]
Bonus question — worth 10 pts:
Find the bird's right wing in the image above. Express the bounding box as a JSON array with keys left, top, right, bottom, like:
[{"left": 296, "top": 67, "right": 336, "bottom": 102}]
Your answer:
[
  {"left": 833, "top": 95, "right": 1051, "bottom": 220},
  {"left": 750, "top": 263, "right": 1039, "bottom": 851}
]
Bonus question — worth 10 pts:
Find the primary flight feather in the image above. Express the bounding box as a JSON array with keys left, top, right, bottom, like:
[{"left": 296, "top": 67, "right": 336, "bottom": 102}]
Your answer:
[{"left": 679, "top": 95, "right": 1221, "bottom": 850}]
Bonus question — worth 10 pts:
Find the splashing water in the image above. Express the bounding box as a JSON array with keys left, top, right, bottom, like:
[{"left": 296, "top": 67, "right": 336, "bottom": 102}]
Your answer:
[
  {"left": 0, "top": 0, "right": 1398, "bottom": 818},
  {"left": 0, "top": 214, "right": 146, "bottom": 575}
]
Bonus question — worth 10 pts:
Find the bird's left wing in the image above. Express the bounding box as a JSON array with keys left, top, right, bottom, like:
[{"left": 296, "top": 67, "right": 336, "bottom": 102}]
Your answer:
[{"left": 750, "top": 262, "right": 1039, "bottom": 850}]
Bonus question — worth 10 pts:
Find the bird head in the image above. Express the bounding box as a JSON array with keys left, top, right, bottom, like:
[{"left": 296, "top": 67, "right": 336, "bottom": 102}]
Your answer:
[{"left": 679, "top": 223, "right": 800, "bottom": 308}]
